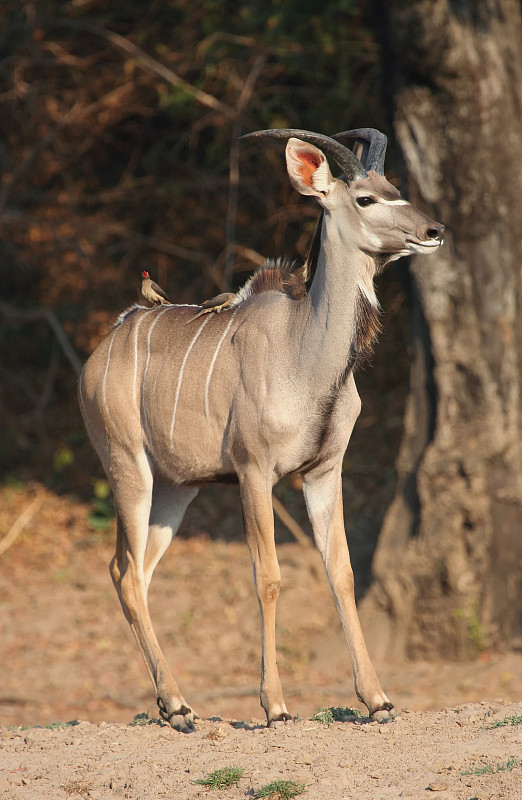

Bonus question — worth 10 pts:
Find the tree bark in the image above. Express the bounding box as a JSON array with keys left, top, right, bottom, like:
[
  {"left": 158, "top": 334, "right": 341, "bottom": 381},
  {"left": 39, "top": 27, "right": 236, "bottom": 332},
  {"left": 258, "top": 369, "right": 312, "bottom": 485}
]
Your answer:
[{"left": 361, "top": 0, "right": 522, "bottom": 660}]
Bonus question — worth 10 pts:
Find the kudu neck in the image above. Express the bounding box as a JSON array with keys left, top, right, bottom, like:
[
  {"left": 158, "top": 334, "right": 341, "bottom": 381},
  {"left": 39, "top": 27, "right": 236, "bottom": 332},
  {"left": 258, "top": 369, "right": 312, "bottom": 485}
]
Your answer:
[{"left": 300, "top": 209, "right": 376, "bottom": 385}]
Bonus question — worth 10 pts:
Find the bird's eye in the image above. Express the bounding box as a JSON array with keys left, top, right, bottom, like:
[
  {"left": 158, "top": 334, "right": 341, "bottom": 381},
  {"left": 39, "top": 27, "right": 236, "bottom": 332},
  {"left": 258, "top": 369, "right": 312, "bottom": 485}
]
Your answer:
[{"left": 356, "top": 196, "right": 375, "bottom": 207}]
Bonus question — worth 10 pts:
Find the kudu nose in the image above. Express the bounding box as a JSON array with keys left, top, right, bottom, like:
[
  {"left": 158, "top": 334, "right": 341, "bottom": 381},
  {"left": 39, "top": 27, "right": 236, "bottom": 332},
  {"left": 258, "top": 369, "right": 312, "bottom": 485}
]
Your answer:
[{"left": 426, "top": 223, "right": 445, "bottom": 242}]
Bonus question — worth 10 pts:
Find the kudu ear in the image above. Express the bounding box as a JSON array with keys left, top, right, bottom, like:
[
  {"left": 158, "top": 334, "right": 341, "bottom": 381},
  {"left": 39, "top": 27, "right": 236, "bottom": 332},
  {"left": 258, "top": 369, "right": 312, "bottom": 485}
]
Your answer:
[{"left": 285, "top": 137, "right": 335, "bottom": 198}]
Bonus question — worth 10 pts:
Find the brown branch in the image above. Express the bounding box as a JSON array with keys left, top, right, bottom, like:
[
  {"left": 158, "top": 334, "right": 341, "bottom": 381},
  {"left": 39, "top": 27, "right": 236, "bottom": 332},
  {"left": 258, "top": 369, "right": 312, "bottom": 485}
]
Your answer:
[
  {"left": 1, "top": 212, "right": 212, "bottom": 266},
  {"left": 126, "top": 231, "right": 211, "bottom": 264},
  {"left": 212, "top": 243, "right": 266, "bottom": 277},
  {"left": 59, "top": 19, "right": 235, "bottom": 119},
  {"left": 196, "top": 32, "right": 258, "bottom": 59},
  {"left": 233, "top": 244, "right": 266, "bottom": 267},
  {"left": 0, "top": 82, "right": 135, "bottom": 212},
  {"left": 272, "top": 495, "right": 312, "bottom": 549},
  {"left": 223, "top": 53, "right": 267, "bottom": 291},
  {"left": 0, "top": 301, "right": 83, "bottom": 378},
  {"left": 0, "top": 494, "right": 43, "bottom": 557},
  {"left": 35, "top": 338, "right": 60, "bottom": 413}
]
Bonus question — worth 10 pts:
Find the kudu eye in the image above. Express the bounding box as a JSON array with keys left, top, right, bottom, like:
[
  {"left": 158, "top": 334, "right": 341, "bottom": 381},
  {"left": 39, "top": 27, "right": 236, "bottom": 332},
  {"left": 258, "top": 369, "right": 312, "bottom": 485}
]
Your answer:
[{"left": 356, "top": 196, "right": 375, "bottom": 207}]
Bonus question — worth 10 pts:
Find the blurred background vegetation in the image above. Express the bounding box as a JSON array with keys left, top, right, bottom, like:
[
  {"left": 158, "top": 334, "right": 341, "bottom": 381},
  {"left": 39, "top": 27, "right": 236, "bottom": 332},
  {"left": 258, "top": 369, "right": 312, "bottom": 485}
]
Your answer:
[
  {"left": 3, "top": 0, "right": 522, "bottom": 667},
  {"left": 0, "top": 0, "right": 408, "bottom": 565}
]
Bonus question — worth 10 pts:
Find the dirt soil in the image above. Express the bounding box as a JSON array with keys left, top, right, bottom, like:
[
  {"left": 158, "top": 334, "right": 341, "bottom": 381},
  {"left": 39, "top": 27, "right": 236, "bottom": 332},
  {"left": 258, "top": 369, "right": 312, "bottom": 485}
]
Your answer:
[{"left": 1, "top": 484, "right": 522, "bottom": 799}]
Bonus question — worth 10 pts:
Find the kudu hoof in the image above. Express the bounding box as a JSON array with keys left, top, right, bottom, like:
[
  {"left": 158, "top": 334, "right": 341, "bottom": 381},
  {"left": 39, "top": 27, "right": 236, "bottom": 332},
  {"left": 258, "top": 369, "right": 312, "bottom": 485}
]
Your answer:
[
  {"left": 157, "top": 696, "right": 197, "bottom": 733},
  {"left": 371, "top": 703, "right": 397, "bottom": 723},
  {"left": 267, "top": 711, "right": 292, "bottom": 728}
]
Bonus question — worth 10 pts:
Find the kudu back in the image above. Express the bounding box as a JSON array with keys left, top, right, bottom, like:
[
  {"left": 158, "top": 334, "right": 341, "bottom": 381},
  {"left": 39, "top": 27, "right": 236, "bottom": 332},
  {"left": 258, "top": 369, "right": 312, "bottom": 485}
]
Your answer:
[{"left": 79, "top": 128, "right": 444, "bottom": 731}]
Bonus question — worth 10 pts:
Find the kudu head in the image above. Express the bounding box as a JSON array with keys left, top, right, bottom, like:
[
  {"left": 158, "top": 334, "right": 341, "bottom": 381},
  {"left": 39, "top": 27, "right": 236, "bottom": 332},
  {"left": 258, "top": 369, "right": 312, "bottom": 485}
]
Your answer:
[{"left": 241, "top": 128, "right": 444, "bottom": 269}]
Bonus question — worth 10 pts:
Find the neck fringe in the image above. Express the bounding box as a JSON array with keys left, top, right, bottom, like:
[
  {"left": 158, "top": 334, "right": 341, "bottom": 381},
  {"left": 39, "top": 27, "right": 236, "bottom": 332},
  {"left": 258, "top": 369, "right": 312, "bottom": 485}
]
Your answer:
[
  {"left": 353, "top": 288, "right": 382, "bottom": 368},
  {"left": 231, "top": 257, "right": 307, "bottom": 305}
]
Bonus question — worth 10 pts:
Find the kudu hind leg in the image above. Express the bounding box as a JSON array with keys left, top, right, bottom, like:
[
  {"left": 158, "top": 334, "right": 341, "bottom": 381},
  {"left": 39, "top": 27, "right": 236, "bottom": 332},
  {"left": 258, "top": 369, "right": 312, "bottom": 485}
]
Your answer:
[
  {"left": 110, "top": 473, "right": 197, "bottom": 731},
  {"left": 302, "top": 471, "right": 395, "bottom": 721},
  {"left": 240, "top": 475, "right": 290, "bottom": 726}
]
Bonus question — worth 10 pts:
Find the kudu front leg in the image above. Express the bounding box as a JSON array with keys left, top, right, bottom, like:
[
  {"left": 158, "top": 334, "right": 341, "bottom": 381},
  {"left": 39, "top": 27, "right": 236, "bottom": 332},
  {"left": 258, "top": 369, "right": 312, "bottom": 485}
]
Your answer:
[
  {"left": 240, "top": 475, "right": 290, "bottom": 726},
  {"left": 302, "top": 471, "right": 395, "bottom": 721}
]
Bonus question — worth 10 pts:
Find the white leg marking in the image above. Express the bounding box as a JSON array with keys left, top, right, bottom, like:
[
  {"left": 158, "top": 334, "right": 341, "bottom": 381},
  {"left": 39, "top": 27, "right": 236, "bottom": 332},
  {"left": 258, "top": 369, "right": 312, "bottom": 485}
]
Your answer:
[
  {"left": 170, "top": 315, "right": 212, "bottom": 446},
  {"left": 302, "top": 479, "right": 339, "bottom": 558},
  {"left": 141, "top": 307, "right": 171, "bottom": 454},
  {"left": 204, "top": 308, "right": 238, "bottom": 419}
]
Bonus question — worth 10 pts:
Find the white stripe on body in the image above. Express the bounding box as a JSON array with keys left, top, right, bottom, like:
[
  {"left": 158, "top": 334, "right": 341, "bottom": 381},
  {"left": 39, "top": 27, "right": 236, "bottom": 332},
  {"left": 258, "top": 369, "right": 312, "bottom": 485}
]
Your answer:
[
  {"left": 102, "top": 330, "right": 118, "bottom": 433},
  {"left": 141, "top": 307, "right": 171, "bottom": 455},
  {"left": 169, "top": 315, "right": 212, "bottom": 446},
  {"left": 132, "top": 311, "right": 149, "bottom": 412},
  {"left": 204, "top": 308, "right": 239, "bottom": 419},
  {"left": 78, "top": 362, "right": 102, "bottom": 455}
]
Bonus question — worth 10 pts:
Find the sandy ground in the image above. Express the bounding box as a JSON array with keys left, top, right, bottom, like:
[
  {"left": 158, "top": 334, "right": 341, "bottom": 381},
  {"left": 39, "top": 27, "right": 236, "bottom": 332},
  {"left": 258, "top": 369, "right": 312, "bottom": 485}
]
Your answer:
[
  {"left": 2, "top": 702, "right": 522, "bottom": 800},
  {"left": 1, "top": 485, "right": 521, "bottom": 799}
]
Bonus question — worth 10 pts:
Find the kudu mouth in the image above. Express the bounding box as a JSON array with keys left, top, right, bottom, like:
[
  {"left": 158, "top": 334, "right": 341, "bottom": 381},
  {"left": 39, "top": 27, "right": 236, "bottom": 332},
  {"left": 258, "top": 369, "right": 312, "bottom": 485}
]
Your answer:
[
  {"left": 240, "top": 128, "right": 370, "bottom": 182},
  {"left": 406, "top": 238, "right": 444, "bottom": 253},
  {"left": 405, "top": 224, "right": 445, "bottom": 253}
]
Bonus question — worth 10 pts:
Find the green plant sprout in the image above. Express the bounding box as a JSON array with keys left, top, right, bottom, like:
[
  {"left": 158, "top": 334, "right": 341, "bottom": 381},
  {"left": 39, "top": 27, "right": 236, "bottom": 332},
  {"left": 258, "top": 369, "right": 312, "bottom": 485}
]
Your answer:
[
  {"left": 461, "top": 757, "right": 521, "bottom": 776},
  {"left": 312, "top": 706, "right": 362, "bottom": 724},
  {"left": 254, "top": 779, "right": 306, "bottom": 799},
  {"left": 129, "top": 712, "right": 163, "bottom": 726},
  {"left": 486, "top": 714, "right": 522, "bottom": 729},
  {"left": 44, "top": 720, "right": 80, "bottom": 730},
  {"left": 193, "top": 766, "right": 243, "bottom": 789}
]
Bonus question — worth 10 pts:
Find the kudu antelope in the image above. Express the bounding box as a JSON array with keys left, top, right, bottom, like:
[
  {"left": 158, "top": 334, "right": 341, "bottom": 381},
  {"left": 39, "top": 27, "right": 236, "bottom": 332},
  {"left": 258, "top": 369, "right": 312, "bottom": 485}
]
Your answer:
[{"left": 79, "top": 128, "right": 444, "bottom": 732}]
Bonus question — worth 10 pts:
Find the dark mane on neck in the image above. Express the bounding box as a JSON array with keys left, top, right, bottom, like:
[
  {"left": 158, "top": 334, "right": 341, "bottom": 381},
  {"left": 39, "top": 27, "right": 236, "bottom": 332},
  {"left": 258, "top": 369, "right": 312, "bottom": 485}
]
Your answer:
[
  {"left": 235, "top": 258, "right": 307, "bottom": 304},
  {"left": 353, "top": 288, "right": 382, "bottom": 369},
  {"left": 303, "top": 211, "right": 323, "bottom": 292}
]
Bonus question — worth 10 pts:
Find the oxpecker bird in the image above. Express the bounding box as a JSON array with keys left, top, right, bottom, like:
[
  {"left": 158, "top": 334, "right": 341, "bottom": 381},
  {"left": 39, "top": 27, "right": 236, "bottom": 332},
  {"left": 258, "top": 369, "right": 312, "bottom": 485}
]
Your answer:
[
  {"left": 186, "top": 292, "right": 235, "bottom": 323},
  {"left": 141, "top": 271, "right": 171, "bottom": 305}
]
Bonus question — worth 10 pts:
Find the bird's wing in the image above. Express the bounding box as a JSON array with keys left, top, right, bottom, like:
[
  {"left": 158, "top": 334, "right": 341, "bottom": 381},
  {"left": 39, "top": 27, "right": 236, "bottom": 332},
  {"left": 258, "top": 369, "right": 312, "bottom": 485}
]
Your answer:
[
  {"left": 200, "top": 292, "right": 234, "bottom": 309},
  {"left": 150, "top": 281, "right": 170, "bottom": 302}
]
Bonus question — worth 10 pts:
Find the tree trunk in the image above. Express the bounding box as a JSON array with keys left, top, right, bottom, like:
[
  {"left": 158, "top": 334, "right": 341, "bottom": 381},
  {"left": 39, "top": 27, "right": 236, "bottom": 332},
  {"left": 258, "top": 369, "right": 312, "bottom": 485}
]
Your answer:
[{"left": 361, "top": 0, "right": 522, "bottom": 660}]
